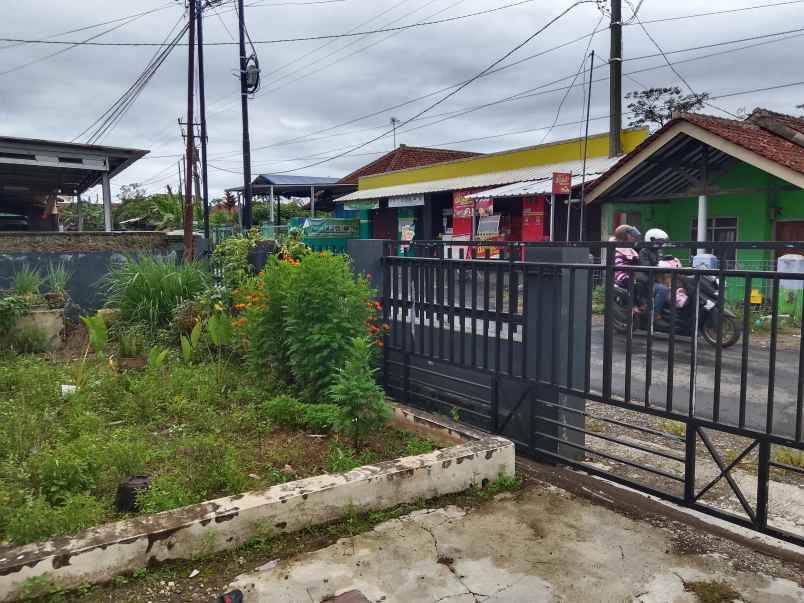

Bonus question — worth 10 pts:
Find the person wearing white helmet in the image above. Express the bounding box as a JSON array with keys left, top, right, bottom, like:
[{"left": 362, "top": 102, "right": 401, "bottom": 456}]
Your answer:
[{"left": 637, "top": 228, "right": 671, "bottom": 319}]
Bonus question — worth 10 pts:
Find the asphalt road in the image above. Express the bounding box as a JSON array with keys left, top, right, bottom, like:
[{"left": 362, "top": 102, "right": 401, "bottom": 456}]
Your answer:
[{"left": 588, "top": 325, "right": 802, "bottom": 441}]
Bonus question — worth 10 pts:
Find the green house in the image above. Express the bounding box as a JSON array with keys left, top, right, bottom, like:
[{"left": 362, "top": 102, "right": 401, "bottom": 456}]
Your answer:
[{"left": 586, "top": 109, "right": 804, "bottom": 305}]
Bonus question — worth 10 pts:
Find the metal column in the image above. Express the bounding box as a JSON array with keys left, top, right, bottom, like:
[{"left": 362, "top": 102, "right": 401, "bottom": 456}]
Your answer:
[
  {"left": 102, "top": 172, "right": 113, "bottom": 232},
  {"left": 697, "top": 194, "right": 708, "bottom": 255},
  {"left": 310, "top": 185, "right": 316, "bottom": 218}
]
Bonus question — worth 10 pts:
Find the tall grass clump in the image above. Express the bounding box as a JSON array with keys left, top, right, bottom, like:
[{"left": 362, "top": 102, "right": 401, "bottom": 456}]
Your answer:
[{"left": 101, "top": 255, "right": 209, "bottom": 331}]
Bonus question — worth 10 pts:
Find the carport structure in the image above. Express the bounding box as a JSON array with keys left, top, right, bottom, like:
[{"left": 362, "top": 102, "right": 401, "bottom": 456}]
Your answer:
[{"left": 0, "top": 136, "right": 148, "bottom": 231}]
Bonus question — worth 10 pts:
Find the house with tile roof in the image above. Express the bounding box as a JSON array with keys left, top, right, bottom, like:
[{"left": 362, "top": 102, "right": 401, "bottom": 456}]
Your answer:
[
  {"left": 585, "top": 109, "right": 804, "bottom": 286},
  {"left": 337, "top": 145, "right": 482, "bottom": 186}
]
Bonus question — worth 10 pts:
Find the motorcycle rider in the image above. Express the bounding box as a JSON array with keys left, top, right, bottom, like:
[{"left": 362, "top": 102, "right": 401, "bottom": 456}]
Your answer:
[
  {"left": 638, "top": 228, "right": 672, "bottom": 319},
  {"left": 613, "top": 224, "right": 641, "bottom": 289}
]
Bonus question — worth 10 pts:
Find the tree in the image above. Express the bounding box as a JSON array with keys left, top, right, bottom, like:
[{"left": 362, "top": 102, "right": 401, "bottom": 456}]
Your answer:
[
  {"left": 626, "top": 87, "right": 710, "bottom": 130},
  {"left": 118, "top": 183, "right": 147, "bottom": 201},
  {"left": 797, "top": 104, "right": 804, "bottom": 116}
]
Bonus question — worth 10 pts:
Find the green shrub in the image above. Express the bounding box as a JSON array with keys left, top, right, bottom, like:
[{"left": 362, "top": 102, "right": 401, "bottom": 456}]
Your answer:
[
  {"left": 118, "top": 327, "right": 146, "bottom": 357},
  {"left": 212, "top": 234, "right": 257, "bottom": 291},
  {"left": 28, "top": 440, "right": 103, "bottom": 504},
  {"left": 12, "top": 265, "right": 43, "bottom": 297},
  {"left": 81, "top": 314, "right": 108, "bottom": 355},
  {"left": 8, "top": 324, "right": 51, "bottom": 354},
  {"left": 283, "top": 253, "right": 375, "bottom": 399},
  {"left": 6, "top": 494, "right": 106, "bottom": 544},
  {"left": 45, "top": 261, "right": 71, "bottom": 293},
  {"left": 137, "top": 475, "right": 196, "bottom": 514},
  {"left": 260, "top": 396, "right": 343, "bottom": 432},
  {"left": 302, "top": 403, "right": 343, "bottom": 432},
  {"left": 260, "top": 395, "right": 305, "bottom": 427},
  {"left": 101, "top": 255, "right": 209, "bottom": 331},
  {"left": 0, "top": 295, "right": 30, "bottom": 334},
  {"left": 175, "top": 434, "right": 247, "bottom": 499},
  {"left": 328, "top": 337, "right": 391, "bottom": 448}
]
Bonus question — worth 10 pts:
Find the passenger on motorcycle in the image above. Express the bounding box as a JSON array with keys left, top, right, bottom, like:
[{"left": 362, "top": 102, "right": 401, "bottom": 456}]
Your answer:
[
  {"left": 638, "top": 228, "right": 672, "bottom": 318},
  {"left": 613, "top": 225, "right": 640, "bottom": 288}
]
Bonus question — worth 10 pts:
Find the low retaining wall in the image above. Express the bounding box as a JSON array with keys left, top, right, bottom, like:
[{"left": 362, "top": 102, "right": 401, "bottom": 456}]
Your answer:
[{"left": 0, "top": 404, "right": 514, "bottom": 602}]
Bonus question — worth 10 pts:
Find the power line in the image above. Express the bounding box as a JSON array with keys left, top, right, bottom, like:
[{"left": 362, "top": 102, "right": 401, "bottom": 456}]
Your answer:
[
  {"left": 3, "top": 0, "right": 800, "bottom": 47},
  {"left": 268, "top": 1, "right": 596, "bottom": 174}
]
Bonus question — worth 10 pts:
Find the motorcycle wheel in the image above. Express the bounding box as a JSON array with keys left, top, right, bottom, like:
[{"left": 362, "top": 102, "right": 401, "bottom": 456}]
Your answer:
[{"left": 702, "top": 314, "right": 742, "bottom": 348}]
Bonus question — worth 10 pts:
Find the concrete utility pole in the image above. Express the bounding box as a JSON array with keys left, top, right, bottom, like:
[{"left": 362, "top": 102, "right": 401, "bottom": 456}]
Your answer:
[
  {"left": 238, "top": 0, "right": 254, "bottom": 230},
  {"left": 609, "top": 0, "right": 623, "bottom": 158},
  {"left": 183, "top": 0, "right": 197, "bottom": 262},
  {"left": 196, "top": 0, "right": 211, "bottom": 240}
]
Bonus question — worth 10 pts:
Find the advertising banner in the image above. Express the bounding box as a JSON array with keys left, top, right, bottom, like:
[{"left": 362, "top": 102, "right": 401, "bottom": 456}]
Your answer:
[
  {"left": 522, "top": 195, "right": 546, "bottom": 241},
  {"left": 388, "top": 194, "right": 425, "bottom": 208},
  {"left": 552, "top": 172, "right": 572, "bottom": 195}
]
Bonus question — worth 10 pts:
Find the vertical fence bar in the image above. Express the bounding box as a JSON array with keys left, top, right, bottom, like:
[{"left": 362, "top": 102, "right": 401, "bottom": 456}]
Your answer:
[
  {"left": 684, "top": 421, "right": 697, "bottom": 504},
  {"left": 381, "top": 250, "right": 391, "bottom": 391},
  {"left": 459, "top": 248, "right": 466, "bottom": 366},
  {"left": 428, "top": 246, "right": 435, "bottom": 358},
  {"left": 625, "top": 275, "right": 635, "bottom": 404},
  {"left": 766, "top": 278, "right": 780, "bottom": 434},
  {"left": 448, "top": 247, "right": 455, "bottom": 363},
  {"left": 507, "top": 245, "right": 516, "bottom": 375},
  {"left": 798, "top": 307, "right": 804, "bottom": 443},
  {"left": 645, "top": 269, "right": 655, "bottom": 407},
  {"left": 666, "top": 271, "right": 677, "bottom": 413},
  {"left": 566, "top": 268, "right": 576, "bottom": 387},
  {"left": 602, "top": 245, "right": 615, "bottom": 401},
  {"left": 417, "top": 257, "right": 425, "bottom": 357},
  {"left": 438, "top": 251, "right": 445, "bottom": 360},
  {"left": 401, "top": 261, "right": 409, "bottom": 356},
  {"left": 521, "top": 264, "right": 530, "bottom": 380},
  {"left": 739, "top": 276, "right": 752, "bottom": 430},
  {"left": 471, "top": 255, "right": 478, "bottom": 368},
  {"left": 689, "top": 274, "right": 700, "bottom": 417},
  {"left": 495, "top": 259, "right": 504, "bottom": 374},
  {"left": 491, "top": 375, "right": 500, "bottom": 433},
  {"left": 584, "top": 267, "right": 593, "bottom": 394},
  {"left": 756, "top": 439, "right": 771, "bottom": 530},
  {"left": 483, "top": 251, "right": 491, "bottom": 369},
  {"left": 551, "top": 267, "right": 560, "bottom": 386},
  {"left": 712, "top": 259, "right": 726, "bottom": 423}
]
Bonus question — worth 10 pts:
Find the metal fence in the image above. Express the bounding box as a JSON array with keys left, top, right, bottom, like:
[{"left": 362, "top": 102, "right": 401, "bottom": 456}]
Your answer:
[{"left": 378, "top": 239, "right": 804, "bottom": 547}]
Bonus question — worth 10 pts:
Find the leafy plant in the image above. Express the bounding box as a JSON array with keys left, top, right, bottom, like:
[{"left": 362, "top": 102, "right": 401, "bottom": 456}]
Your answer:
[
  {"left": 180, "top": 320, "right": 203, "bottom": 363},
  {"left": 101, "top": 255, "right": 209, "bottom": 332},
  {"left": 207, "top": 313, "right": 234, "bottom": 348},
  {"left": 118, "top": 328, "right": 145, "bottom": 358},
  {"left": 147, "top": 346, "right": 169, "bottom": 369},
  {"left": 81, "top": 314, "right": 108, "bottom": 355},
  {"left": 326, "top": 444, "right": 378, "bottom": 473},
  {"left": 173, "top": 299, "right": 205, "bottom": 335},
  {"left": 328, "top": 336, "right": 391, "bottom": 448},
  {"left": 0, "top": 295, "right": 30, "bottom": 334},
  {"left": 259, "top": 396, "right": 343, "bottom": 432},
  {"left": 45, "top": 262, "right": 71, "bottom": 293},
  {"left": 136, "top": 475, "right": 196, "bottom": 514},
  {"left": 12, "top": 265, "right": 43, "bottom": 297},
  {"left": 212, "top": 234, "right": 258, "bottom": 291},
  {"left": 9, "top": 324, "right": 51, "bottom": 354},
  {"left": 6, "top": 494, "right": 107, "bottom": 544}
]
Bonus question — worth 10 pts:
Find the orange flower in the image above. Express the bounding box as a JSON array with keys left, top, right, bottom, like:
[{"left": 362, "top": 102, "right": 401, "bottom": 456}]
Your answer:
[
  {"left": 234, "top": 303, "right": 246, "bottom": 310},
  {"left": 376, "top": 340, "right": 384, "bottom": 348}
]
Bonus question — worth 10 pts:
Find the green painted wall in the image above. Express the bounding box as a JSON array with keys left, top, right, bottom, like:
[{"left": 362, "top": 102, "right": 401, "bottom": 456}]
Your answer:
[{"left": 603, "top": 161, "right": 804, "bottom": 267}]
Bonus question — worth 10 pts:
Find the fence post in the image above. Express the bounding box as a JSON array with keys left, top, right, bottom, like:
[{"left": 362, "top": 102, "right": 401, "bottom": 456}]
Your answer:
[{"left": 523, "top": 246, "right": 590, "bottom": 461}]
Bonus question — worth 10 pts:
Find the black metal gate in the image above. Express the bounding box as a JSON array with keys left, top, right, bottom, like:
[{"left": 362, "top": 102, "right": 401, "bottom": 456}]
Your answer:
[{"left": 378, "top": 240, "right": 804, "bottom": 547}]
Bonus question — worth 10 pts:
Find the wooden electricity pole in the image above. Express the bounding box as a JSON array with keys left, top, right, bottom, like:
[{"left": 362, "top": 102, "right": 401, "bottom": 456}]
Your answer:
[
  {"left": 183, "top": 1, "right": 197, "bottom": 263},
  {"left": 609, "top": 0, "right": 623, "bottom": 157}
]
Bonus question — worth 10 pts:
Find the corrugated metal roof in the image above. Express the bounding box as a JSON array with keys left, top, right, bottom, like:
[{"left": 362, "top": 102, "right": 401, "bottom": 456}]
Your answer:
[
  {"left": 464, "top": 171, "right": 609, "bottom": 199},
  {"left": 255, "top": 174, "right": 339, "bottom": 185},
  {"left": 336, "top": 156, "right": 620, "bottom": 202}
]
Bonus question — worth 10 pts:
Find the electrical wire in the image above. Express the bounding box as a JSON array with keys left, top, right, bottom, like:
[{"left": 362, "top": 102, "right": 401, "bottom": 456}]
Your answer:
[
  {"left": 3, "top": 0, "right": 801, "bottom": 46},
  {"left": 267, "top": 0, "right": 596, "bottom": 174}
]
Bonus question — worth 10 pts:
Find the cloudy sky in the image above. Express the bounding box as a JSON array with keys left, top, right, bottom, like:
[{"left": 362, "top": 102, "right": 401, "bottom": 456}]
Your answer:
[{"left": 1, "top": 0, "right": 802, "bottom": 201}]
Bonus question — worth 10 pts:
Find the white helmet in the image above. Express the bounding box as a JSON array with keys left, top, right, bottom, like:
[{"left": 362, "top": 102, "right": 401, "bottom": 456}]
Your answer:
[{"left": 644, "top": 228, "right": 669, "bottom": 243}]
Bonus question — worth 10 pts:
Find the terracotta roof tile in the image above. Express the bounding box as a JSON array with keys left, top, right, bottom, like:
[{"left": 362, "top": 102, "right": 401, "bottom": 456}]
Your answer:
[
  {"left": 587, "top": 110, "right": 804, "bottom": 197},
  {"left": 337, "top": 145, "right": 481, "bottom": 185}
]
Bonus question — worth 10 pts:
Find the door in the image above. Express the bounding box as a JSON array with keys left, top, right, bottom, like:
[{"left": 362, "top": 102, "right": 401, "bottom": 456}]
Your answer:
[
  {"left": 372, "top": 207, "right": 397, "bottom": 240},
  {"left": 776, "top": 221, "right": 804, "bottom": 257}
]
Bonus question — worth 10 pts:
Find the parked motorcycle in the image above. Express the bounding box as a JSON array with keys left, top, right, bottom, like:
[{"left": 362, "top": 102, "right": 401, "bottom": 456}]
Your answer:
[{"left": 611, "top": 270, "right": 742, "bottom": 349}]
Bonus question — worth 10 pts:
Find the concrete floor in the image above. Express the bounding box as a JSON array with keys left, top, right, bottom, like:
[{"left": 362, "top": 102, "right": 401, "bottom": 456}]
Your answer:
[{"left": 227, "top": 485, "right": 804, "bottom": 603}]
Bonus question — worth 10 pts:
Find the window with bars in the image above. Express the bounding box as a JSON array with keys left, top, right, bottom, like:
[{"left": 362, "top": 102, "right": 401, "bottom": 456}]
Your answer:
[{"left": 691, "top": 217, "right": 738, "bottom": 267}]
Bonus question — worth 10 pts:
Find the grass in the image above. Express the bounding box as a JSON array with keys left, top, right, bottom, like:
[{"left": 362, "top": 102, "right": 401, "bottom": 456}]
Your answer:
[
  {"left": 657, "top": 419, "right": 686, "bottom": 438},
  {"left": 773, "top": 446, "right": 804, "bottom": 469},
  {"left": 683, "top": 579, "right": 741, "bottom": 603},
  {"left": 0, "top": 355, "right": 438, "bottom": 546},
  {"left": 40, "top": 474, "right": 522, "bottom": 603},
  {"left": 591, "top": 285, "right": 605, "bottom": 315}
]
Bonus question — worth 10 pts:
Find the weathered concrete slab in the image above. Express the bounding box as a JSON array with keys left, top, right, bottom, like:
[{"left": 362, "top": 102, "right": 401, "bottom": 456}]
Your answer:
[
  {"left": 227, "top": 486, "right": 804, "bottom": 603},
  {"left": 0, "top": 405, "right": 513, "bottom": 602}
]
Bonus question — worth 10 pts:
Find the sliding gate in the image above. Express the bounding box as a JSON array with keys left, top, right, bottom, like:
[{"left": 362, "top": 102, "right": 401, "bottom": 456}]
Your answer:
[{"left": 378, "top": 240, "right": 804, "bottom": 547}]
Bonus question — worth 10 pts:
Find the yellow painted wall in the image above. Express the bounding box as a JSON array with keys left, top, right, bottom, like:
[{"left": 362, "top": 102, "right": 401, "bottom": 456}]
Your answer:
[{"left": 359, "top": 128, "right": 648, "bottom": 190}]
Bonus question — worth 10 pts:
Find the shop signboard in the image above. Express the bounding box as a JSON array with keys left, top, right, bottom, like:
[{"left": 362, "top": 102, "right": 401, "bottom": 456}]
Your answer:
[
  {"left": 552, "top": 172, "right": 572, "bottom": 195},
  {"left": 344, "top": 200, "right": 379, "bottom": 211},
  {"left": 453, "top": 190, "right": 474, "bottom": 218},
  {"left": 388, "top": 194, "right": 425, "bottom": 208},
  {"left": 522, "top": 195, "right": 546, "bottom": 241},
  {"left": 475, "top": 197, "right": 494, "bottom": 217},
  {"left": 298, "top": 217, "right": 359, "bottom": 251}
]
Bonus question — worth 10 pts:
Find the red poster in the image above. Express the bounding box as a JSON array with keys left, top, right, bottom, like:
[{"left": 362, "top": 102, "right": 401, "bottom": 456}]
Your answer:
[
  {"left": 452, "top": 191, "right": 473, "bottom": 237},
  {"left": 522, "top": 196, "right": 546, "bottom": 241},
  {"left": 552, "top": 172, "right": 572, "bottom": 195}
]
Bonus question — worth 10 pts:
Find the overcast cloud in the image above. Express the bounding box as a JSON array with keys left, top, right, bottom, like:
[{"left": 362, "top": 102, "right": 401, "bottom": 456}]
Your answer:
[{"left": 1, "top": 0, "right": 803, "bottom": 201}]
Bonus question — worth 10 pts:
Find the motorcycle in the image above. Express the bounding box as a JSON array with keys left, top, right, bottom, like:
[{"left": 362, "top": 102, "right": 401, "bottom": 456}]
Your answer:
[{"left": 611, "top": 266, "right": 742, "bottom": 349}]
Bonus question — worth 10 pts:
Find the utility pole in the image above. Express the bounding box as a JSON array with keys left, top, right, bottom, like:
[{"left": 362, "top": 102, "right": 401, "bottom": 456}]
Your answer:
[
  {"left": 391, "top": 117, "right": 399, "bottom": 148},
  {"left": 579, "top": 50, "right": 595, "bottom": 241},
  {"left": 609, "top": 0, "right": 623, "bottom": 158},
  {"left": 196, "top": 0, "right": 210, "bottom": 240},
  {"left": 238, "top": 0, "right": 254, "bottom": 230},
  {"left": 183, "top": 0, "right": 197, "bottom": 262}
]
